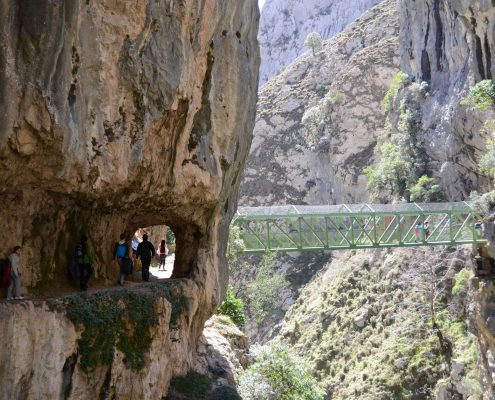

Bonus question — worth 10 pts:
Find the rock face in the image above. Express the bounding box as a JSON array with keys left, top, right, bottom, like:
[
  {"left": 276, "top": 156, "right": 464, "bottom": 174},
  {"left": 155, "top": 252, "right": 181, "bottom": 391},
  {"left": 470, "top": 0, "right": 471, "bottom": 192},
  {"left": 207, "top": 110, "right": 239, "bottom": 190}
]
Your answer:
[
  {"left": 0, "top": 281, "right": 198, "bottom": 400},
  {"left": 241, "top": 0, "right": 400, "bottom": 206},
  {"left": 396, "top": 0, "right": 495, "bottom": 199},
  {"left": 0, "top": 1, "right": 259, "bottom": 399},
  {"left": 259, "top": 0, "right": 382, "bottom": 84},
  {"left": 473, "top": 280, "right": 495, "bottom": 398},
  {"left": 0, "top": 0, "right": 259, "bottom": 294}
]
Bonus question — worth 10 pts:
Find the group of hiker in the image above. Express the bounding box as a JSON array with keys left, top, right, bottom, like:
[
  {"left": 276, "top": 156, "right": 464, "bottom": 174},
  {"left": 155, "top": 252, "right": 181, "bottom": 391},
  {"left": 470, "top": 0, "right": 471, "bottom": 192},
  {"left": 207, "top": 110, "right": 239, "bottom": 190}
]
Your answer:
[
  {"left": 413, "top": 221, "right": 430, "bottom": 242},
  {"left": 2, "top": 232, "right": 171, "bottom": 299},
  {"left": 72, "top": 232, "right": 170, "bottom": 291}
]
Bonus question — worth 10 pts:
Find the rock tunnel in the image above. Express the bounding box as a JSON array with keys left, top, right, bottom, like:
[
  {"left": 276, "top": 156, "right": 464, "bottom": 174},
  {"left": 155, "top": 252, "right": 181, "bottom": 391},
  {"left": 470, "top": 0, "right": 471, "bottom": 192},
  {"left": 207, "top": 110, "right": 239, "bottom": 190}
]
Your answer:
[
  {"left": 0, "top": 2, "right": 259, "bottom": 397},
  {"left": 0, "top": 0, "right": 260, "bottom": 294}
]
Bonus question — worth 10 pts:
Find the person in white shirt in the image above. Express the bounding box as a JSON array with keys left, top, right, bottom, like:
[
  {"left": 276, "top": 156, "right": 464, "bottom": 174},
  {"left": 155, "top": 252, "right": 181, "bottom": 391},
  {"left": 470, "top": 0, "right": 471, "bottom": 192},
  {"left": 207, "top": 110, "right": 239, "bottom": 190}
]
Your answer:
[{"left": 7, "top": 246, "right": 23, "bottom": 300}]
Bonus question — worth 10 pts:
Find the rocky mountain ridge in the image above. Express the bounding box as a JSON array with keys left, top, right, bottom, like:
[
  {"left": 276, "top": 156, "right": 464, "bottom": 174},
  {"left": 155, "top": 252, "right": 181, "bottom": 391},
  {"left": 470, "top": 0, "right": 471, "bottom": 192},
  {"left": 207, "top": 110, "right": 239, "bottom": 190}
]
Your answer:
[
  {"left": 242, "top": 0, "right": 400, "bottom": 206},
  {"left": 258, "top": 0, "right": 382, "bottom": 84}
]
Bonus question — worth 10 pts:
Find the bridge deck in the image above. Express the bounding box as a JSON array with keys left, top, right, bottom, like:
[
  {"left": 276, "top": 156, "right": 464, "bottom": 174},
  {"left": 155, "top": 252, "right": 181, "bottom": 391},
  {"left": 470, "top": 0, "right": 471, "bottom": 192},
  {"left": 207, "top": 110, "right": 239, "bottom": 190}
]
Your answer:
[{"left": 233, "top": 202, "right": 486, "bottom": 253}]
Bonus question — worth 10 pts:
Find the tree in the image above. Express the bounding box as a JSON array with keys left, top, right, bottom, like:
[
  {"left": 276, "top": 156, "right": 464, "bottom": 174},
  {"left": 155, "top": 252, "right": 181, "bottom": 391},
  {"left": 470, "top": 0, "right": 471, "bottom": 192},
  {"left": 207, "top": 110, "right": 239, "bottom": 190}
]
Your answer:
[
  {"left": 363, "top": 142, "right": 411, "bottom": 201},
  {"left": 304, "top": 32, "right": 322, "bottom": 56},
  {"left": 409, "top": 175, "right": 443, "bottom": 202},
  {"left": 460, "top": 80, "right": 495, "bottom": 111},
  {"left": 239, "top": 341, "right": 325, "bottom": 400}
]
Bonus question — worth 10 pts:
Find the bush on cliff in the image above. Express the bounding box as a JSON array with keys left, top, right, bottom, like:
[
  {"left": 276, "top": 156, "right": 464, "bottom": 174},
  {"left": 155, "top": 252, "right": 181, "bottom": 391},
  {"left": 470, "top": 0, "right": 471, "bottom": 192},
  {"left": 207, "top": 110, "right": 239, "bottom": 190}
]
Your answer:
[
  {"left": 409, "top": 175, "right": 443, "bottom": 202},
  {"left": 461, "top": 80, "right": 495, "bottom": 111},
  {"left": 384, "top": 71, "right": 409, "bottom": 112},
  {"left": 56, "top": 281, "right": 187, "bottom": 373},
  {"left": 239, "top": 341, "right": 325, "bottom": 400},
  {"left": 217, "top": 286, "right": 246, "bottom": 328}
]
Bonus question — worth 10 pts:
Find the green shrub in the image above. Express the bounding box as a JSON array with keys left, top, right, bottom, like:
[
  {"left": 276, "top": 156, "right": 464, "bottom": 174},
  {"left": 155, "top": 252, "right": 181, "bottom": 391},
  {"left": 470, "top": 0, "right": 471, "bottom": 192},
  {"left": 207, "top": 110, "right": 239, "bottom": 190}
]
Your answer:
[
  {"left": 384, "top": 71, "right": 409, "bottom": 112},
  {"left": 227, "top": 226, "right": 245, "bottom": 266},
  {"left": 452, "top": 268, "right": 471, "bottom": 296},
  {"left": 217, "top": 286, "right": 246, "bottom": 328},
  {"left": 460, "top": 80, "right": 495, "bottom": 111},
  {"left": 479, "top": 137, "right": 495, "bottom": 176},
  {"left": 239, "top": 341, "right": 325, "bottom": 400},
  {"left": 302, "top": 105, "right": 322, "bottom": 132},
  {"left": 363, "top": 142, "right": 410, "bottom": 200},
  {"left": 409, "top": 175, "right": 443, "bottom": 202},
  {"left": 58, "top": 282, "right": 187, "bottom": 373},
  {"left": 469, "top": 190, "right": 495, "bottom": 217},
  {"left": 166, "top": 229, "right": 176, "bottom": 245}
]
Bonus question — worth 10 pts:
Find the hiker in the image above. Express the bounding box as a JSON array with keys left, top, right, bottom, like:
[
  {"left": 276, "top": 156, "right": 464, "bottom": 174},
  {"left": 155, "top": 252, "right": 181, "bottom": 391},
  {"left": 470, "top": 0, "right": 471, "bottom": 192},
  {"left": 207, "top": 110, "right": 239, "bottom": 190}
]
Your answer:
[
  {"left": 76, "top": 235, "right": 93, "bottom": 291},
  {"left": 413, "top": 223, "right": 421, "bottom": 242},
  {"left": 424, "top": 221, "right": 430, "bottom": 240},
  {"left": 158, "top": 239, "right": 169, "bottom": 270},
  {"left": 131, "top": 236, "right": 139, "bottom": 256},
  {"left": 475, "top": 220, "right": 483, "bottom": 239},
  {"left": 7, "top": 246, "right": 23, "bottom": 300},
  {"left": 113, "top": 233, "right": 131, "bottom": 286},
  {"left": 136, "top": 234, "right": 155, "bottom": 282}
]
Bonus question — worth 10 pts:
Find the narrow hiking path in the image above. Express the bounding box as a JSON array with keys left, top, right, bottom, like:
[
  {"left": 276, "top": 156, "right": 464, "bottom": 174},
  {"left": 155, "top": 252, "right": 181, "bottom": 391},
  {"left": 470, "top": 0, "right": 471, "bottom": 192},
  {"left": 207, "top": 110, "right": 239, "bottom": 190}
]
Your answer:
[{"left": 0, "top": 254, "right": 176, "bottom": 303}]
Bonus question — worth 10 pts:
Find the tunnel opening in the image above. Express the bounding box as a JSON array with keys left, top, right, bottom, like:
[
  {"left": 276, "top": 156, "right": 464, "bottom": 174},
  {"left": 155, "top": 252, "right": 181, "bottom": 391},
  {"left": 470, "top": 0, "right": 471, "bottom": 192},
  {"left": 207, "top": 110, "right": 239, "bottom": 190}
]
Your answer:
[
  {"left": 126, "top": 218, "right": 200, "bottom": 281},
  {"left": 131, "top": 225, "right": 177, "bottom": 280}
]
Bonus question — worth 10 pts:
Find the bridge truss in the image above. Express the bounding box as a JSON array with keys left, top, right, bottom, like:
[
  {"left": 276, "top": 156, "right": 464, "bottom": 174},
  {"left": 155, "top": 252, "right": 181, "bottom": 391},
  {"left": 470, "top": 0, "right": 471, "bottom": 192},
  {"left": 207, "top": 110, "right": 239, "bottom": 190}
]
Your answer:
[{"left": 232, "top": 202, "right": 486, "bottom": 254}]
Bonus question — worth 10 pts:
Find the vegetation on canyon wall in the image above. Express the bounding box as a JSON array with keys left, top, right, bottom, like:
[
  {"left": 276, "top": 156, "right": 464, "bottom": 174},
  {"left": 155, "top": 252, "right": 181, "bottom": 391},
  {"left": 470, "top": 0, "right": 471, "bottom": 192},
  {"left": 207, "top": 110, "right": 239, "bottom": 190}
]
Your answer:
[
  {"left": 51, "top": 281, "right": 187, "bottom": 373},
  {"left": 278, "top": 249, "right": 482, "bottom": 399},
  {"left": 364, "top": 71, "right": 442, "bottom": 203},
  {"left": 239, "top": 341, "right": 325, "bottom": 400}
]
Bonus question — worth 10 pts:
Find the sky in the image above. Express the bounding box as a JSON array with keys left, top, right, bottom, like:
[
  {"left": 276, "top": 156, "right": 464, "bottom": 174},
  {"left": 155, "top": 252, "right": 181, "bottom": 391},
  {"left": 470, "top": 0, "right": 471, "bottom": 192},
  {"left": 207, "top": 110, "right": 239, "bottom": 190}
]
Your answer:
[{"left": 259, "top": 0, "right": 266, "bottom": 10}]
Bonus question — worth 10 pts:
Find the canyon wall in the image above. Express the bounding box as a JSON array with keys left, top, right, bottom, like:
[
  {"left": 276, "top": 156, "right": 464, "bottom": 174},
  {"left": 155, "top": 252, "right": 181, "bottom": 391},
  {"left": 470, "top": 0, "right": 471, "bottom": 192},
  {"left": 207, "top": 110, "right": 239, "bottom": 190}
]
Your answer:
[
  {"left": 397, "top": 0, "right": 495, "bottom": 199},
  {"left": 0, "top": 0, "right": 259, "bottom": 398},
  {"left": 258, "top": 0, "right": 382, "bottom": 84},
  {"left": 0, "top": 0, "right": 259, "bottom": 296},
  {"left": 241, "top": 0, "right": 400, "bottom": 206}
]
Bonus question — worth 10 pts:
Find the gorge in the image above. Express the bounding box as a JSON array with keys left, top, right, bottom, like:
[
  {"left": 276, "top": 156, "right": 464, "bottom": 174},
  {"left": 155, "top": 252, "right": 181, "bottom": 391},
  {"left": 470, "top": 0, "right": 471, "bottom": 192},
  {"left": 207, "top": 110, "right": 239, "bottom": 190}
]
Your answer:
[{"left": 0, "top": 0, "right": 494, "bottom": 399}]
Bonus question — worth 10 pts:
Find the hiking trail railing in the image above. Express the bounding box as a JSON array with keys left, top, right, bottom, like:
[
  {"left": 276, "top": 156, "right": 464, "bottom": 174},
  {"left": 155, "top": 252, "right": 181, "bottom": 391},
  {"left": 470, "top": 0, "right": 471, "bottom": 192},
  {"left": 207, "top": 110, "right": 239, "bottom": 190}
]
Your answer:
[{"left": 232, "top": 202, "right": 486, "bottom": 254}]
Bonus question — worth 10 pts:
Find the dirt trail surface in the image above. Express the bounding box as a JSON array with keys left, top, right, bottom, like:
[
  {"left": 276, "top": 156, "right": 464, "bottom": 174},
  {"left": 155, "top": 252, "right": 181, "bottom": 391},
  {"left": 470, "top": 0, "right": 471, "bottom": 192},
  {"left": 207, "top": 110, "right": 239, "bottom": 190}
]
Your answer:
[{"left": 0, "top": 254, "right": 176, "bottom": 304}]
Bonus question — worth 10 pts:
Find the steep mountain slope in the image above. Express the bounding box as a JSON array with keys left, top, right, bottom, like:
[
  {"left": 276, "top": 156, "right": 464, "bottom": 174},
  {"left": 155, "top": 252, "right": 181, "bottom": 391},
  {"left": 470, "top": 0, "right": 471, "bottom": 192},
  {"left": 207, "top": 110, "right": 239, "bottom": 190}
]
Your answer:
[
  {"left": 242, "top": 0, "right": 400, "bottom": 206},
  {"left": 280, "top": 247, "right": 484, "bottom": 399},
  {"left": 236, "top": 0, "right": 495, "bottom": 398},
  {"left": 259, "top": 0, "right": 382, "bottom": 84}
]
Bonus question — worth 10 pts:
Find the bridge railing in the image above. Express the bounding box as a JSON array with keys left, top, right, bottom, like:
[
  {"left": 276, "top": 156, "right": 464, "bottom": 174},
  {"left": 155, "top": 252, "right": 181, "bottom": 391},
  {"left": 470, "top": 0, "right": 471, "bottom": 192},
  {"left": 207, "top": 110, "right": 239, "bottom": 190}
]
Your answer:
[{"left": 232, "top": 202, "right": 486, "bottom": 253}]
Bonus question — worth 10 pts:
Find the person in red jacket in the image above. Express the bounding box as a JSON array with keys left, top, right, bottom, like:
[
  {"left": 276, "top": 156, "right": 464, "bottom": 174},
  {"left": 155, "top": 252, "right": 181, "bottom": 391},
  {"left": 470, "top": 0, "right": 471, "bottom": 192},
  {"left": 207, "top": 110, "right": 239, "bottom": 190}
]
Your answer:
[{"left": 158, "top": 239, "right": 169, "bottom": 270}]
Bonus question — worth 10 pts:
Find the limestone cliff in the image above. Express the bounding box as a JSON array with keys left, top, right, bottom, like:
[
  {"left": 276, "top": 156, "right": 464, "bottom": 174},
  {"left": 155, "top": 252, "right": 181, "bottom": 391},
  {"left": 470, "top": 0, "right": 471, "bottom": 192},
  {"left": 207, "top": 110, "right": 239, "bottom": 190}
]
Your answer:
[
  {"left": 0, "top": 0, "right": 258, "bottom": 295},
  {"left": 0, "top": 0, "right": 259, "bottom": 399},
  {"left": 242, "top": 0, "right": 399, "bottom": 206},
  {"left": 259, "top": 0, "right": 382, "bottom": 84},
  {"left": 396, "top": 0, "right": 495, "bottom": 199}
]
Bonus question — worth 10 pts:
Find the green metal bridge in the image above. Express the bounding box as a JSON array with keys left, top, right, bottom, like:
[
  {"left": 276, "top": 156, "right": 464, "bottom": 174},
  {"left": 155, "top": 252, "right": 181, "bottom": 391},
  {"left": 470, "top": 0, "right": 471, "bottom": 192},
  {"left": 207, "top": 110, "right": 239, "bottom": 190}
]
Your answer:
[{"left": 232, "top": 202, "right": 486, "bottom": 254}]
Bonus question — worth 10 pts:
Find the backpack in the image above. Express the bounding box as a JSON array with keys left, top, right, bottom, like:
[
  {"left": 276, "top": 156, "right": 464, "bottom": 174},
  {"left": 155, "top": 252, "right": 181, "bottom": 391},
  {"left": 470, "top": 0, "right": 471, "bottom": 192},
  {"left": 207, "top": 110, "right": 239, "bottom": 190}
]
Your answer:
[
  {"left": 116, "top": 243, "right": 127, "bottom": 258},
  {"left": 75, "top": 244, "right": 84, "bottom": 258},
  {"left": 0, "top": 259, "right": 12, "bottom": 288}
]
